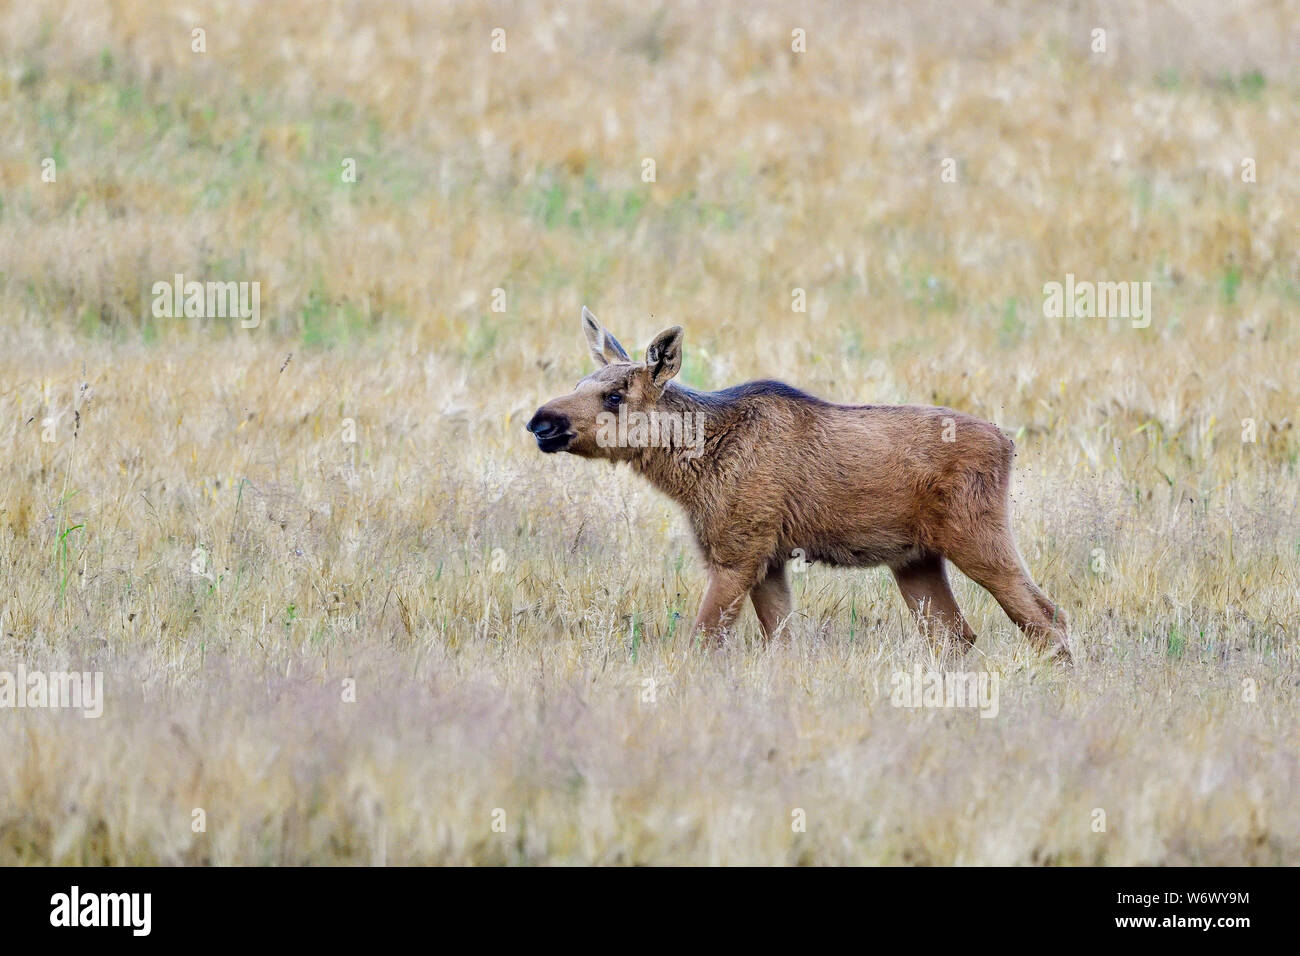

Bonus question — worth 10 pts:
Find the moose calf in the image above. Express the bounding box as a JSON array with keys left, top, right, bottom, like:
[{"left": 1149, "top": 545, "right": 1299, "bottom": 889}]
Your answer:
[{"left": 527, "top": 308, "right": 1071, "bottom": 660}]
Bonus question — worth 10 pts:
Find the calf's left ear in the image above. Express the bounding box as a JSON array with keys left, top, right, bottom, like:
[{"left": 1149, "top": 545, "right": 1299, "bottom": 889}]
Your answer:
[
  {"left": 582, "top": 306, "right": 631, "bottom": 366},
  {"left": 644, "top": 326, "right": 683, "bottom": 386}
]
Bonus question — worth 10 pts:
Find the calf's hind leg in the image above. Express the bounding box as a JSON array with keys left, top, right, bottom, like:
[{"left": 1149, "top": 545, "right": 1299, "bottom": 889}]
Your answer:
[
  {"left": 891, "top": 552, "right": 977, "bottom": 650},
  {"left": 945, "top": 531, "right": 1071, "bottom": 661}
]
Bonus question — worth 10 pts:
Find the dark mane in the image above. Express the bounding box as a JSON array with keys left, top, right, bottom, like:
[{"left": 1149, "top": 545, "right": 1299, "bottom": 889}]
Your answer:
[{"left": 668, "top": 379, "right": 831, "bottom": 408}]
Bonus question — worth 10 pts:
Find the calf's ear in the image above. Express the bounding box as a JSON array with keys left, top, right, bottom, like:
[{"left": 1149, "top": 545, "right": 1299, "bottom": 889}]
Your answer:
[
  {"left": 644, "top": 326, "right": 683, "bottom": 386},
  {"left": 581, "top": 306, "right": 631, "bottom": 366}
]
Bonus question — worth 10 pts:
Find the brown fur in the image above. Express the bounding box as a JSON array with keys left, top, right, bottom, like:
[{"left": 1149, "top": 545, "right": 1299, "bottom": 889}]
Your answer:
[{"left": 527, "top": 308, "right": 1071, "bottom": 660}]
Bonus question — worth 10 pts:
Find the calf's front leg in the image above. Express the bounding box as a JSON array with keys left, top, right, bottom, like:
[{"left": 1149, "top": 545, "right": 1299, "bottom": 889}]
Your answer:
[
  {"left": 694, "top": 565, "right": 758, "bottom": 644},
  {"left": 750, "top": 563, "right": 792, "bottom": 640}
]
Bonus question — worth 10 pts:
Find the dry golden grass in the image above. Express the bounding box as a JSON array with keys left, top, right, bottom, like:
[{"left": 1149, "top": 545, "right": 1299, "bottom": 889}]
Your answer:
[{"left": 0, "top": 0, "right": 1298, "bottom": 864}]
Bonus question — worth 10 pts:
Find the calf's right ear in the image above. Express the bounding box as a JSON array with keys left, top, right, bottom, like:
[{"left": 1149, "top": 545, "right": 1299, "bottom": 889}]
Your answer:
[
  {"left": 644, "top": 326, "right": 683, "bottom": 387},
  {"left": 581, "top": 306, "right": 631, "bottom": 366}
]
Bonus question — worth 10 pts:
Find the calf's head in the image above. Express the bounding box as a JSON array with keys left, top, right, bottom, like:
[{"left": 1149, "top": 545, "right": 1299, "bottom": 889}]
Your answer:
[{"left": 527, "top": 307, "right": 683, "bottom": 458}]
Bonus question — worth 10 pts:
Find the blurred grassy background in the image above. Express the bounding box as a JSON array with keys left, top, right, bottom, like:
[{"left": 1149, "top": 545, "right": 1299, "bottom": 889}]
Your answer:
[{"left": 0, "top": 0, "right": 1297, "bottom": 864}]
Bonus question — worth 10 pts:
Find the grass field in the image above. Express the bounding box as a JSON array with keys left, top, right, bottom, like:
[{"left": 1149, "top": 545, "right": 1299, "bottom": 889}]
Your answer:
[{"left": 1, "top": 0, "right": 1298, "bottom": 864}]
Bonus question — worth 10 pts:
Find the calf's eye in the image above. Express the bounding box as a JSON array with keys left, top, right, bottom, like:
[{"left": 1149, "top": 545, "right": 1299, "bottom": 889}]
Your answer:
[{"left": 605, "top": 392, "right": 623, "bottom": 408}]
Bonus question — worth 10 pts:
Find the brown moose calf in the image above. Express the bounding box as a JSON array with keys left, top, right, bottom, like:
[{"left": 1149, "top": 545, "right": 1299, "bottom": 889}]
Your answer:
[{"left": 527, "top": 307, "right": 1071, "bottom": 660}]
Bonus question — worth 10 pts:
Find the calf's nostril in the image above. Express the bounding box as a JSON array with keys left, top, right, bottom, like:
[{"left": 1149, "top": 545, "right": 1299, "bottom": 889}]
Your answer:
[{"left": 527, "top": 412, "right": 566, "bottom": 439}]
